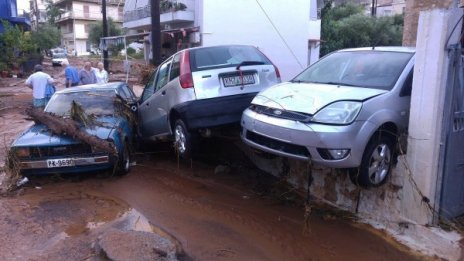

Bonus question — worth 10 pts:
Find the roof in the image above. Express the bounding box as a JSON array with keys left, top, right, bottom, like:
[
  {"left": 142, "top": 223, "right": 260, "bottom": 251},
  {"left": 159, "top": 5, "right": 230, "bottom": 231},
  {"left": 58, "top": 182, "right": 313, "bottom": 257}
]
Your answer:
[{"left": 57, "top": 82, "right": 125, "bottom": 94}]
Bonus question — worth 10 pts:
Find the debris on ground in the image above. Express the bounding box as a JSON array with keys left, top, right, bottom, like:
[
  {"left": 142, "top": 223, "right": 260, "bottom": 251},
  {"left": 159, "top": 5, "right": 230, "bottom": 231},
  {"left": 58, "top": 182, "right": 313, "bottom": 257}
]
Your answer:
[
  {"left": 25, "top": 107, "right": 116, "bottom": 156},
  {"left": 96, "top": 230, "right": 180, "bottom": 261}
]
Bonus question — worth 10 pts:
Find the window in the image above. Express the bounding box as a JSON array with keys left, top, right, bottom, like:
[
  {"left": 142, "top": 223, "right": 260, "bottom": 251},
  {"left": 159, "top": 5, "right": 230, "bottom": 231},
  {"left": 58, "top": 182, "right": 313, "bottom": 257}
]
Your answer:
[
  {"left": 190, "top": 45, "right": 271, "bottom": 72},
  {"left": 170, "top": 54, "right": 181, "bottom": 81},
  {"left": 119, "top": 84, "right": 136, "bottom": 100},
  {"left": 83, "top": 5, "right": 89, "bottom": 18},
  {"left": 400, "top": 68, "right": 414, "bottom": 97},
  {"left": 84, "top": 24, "right": 89, "bottom": 33},
  {"left": 154, "top": 60, "right": 172, "bottom": 91},
  {"left": 118, "top": 7, "right": 123, "bottom": 19},
  {"left": 140, "top": 72, "right": 156, "bottom": 103},
  {"left": 68, "top": 23, "right": 73, "bottom": 33}
]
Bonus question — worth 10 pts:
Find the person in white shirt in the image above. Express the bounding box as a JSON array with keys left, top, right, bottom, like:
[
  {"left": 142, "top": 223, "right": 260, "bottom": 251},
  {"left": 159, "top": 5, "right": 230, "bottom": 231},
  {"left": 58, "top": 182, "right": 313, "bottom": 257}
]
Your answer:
[
  {"left": 93, "top": 62, "right": 108, "bottom": 84},
  {"left": 25, "top": 64, "right": 54, "bottom": 109}
]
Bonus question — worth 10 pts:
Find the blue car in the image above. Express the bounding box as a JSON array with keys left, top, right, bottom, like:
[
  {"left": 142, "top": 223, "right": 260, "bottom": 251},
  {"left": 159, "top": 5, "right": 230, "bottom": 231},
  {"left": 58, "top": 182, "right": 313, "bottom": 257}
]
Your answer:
[{"left": 10, "top": 82, "right": 138, "bottom": 176}]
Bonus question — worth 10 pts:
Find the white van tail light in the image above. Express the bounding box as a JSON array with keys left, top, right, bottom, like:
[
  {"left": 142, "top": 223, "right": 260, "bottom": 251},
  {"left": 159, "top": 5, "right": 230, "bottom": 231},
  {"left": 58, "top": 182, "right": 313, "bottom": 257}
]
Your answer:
[{"left": 179, "top": 50, "right": 194, "bottom": 89}]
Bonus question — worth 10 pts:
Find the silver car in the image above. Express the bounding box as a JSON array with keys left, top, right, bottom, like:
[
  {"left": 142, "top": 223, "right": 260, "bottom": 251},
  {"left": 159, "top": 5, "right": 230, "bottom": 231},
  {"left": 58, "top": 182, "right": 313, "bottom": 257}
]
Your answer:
[
  {"left": 138, "top": 45, "right": 281, "bottom": 158},
  {"left": 241, "top": 47, "right": 415, "bottom": 188}
]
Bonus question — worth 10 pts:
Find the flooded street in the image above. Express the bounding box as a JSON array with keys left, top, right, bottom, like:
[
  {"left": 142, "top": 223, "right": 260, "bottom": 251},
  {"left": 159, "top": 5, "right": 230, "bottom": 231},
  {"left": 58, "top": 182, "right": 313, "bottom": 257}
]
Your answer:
[{"left": 0, "top": 60, "right": 427, "bottom": 260}]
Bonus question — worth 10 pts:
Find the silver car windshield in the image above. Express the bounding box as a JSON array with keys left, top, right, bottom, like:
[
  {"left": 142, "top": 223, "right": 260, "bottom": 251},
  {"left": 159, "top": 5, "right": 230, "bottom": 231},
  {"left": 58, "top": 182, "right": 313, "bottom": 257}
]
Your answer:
[
  {"left": 293, "top": 51, "right": 413, "bottom": 90},
  {"left": 190, "top": 46, "right": 271, "bottom": 72},
  {"left": 53, "top": 53, "right": 66, "bottom": 58},
  {"left": 46, "top": 91, "right": 116, "bottom": 116}
]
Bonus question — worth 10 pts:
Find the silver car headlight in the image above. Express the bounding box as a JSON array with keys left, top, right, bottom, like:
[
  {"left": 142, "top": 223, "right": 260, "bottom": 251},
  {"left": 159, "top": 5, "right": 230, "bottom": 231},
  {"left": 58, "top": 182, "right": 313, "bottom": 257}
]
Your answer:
[{"left": 312, "top": 101, "right": 362, "bottom": 124}]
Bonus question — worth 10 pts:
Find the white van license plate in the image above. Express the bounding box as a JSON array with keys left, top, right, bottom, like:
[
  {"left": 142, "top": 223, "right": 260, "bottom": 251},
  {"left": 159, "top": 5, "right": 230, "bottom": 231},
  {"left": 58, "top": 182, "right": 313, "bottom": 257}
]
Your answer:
[
  {"left": 223, "top": 75, "right": 255, "bottom": 87},
  {"left": 47, "top": 158, "right": 74, "bottom": 168}
]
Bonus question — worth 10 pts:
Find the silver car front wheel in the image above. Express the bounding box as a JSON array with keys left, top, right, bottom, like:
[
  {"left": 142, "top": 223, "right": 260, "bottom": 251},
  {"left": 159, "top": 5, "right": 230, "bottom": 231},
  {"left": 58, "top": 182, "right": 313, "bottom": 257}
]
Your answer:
[{"left": 353, "top": 135, "right": 395, "bottom": 188}]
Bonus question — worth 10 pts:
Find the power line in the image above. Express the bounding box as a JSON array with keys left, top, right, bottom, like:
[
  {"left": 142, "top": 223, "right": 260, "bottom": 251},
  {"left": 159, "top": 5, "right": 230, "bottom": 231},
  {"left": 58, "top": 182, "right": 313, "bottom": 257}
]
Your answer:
[{"left": 254, "top": 0, "right": 304, "bottom": 69}]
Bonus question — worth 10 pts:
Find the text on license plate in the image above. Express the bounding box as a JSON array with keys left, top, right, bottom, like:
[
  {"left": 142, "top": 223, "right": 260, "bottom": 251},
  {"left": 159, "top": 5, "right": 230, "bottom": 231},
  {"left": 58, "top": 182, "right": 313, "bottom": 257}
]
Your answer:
[
  {"left": 47, "top": 158, "right": 74, "bottom": 168},
  {"left": 223, "top": 75, "right": 255, "bottom": 87}
]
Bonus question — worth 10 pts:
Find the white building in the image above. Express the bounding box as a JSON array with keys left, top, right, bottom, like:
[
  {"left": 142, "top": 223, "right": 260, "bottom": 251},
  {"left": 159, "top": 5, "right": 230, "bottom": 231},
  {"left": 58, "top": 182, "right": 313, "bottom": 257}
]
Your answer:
[
  {"left": 123, "top": 0, "right": 321, "bottom": 81},
  {"left": 53, "top": 0, "right": 124, "bottom": 55}
]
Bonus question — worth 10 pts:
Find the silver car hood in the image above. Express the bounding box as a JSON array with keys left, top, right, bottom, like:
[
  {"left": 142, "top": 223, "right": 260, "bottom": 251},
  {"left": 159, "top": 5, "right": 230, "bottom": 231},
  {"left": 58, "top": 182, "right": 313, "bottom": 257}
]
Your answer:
[{"left": 252, "top": 82, "right": 388, "bottom": 114}]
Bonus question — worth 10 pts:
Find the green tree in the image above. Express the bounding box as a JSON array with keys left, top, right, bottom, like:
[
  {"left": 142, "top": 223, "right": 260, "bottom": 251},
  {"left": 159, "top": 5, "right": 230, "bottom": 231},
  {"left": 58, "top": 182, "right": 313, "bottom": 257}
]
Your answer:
[
  {"left": 88, "top": 18, "right": 122, "bottom": 46},
  {"left": 320, "top": 2, "right": 404, "bottom": 56},
  {"left": 45, "top": 0, "right": 62, "bottom": 25},
  {"left": 0, "top": 20, "right": 37, "bottom": 69},
  {"left": 31, "top": 24, "right": 62, "bottom": 51},
  {"left": 87, "top": 18, "right": 123, "bottom": 55}
]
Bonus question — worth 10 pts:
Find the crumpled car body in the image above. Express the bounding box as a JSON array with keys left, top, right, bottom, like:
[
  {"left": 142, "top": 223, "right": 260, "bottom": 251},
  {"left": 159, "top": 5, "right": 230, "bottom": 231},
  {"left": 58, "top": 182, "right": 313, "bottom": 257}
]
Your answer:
[
  {"left": 241, "top": 47, "right": 416, "bottom": 187},
  {"left": 10, "top": 82, "right": 137, "bottom": 176}
]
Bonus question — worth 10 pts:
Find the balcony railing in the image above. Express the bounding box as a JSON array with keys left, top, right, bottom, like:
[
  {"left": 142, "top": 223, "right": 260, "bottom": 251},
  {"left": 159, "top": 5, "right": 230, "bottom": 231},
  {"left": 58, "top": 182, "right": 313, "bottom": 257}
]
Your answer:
[
  {"left": 53, "top": 0, "right": 122, "bottom": 5},
  {"left": 124, "top": 5, "right": 151, "bottom": 23},
  {"left": 58, "top": 11, "right": 123, "bottom": 22},
  {"left": 124, "top": 0, "right": 194, "bottom": 23}
]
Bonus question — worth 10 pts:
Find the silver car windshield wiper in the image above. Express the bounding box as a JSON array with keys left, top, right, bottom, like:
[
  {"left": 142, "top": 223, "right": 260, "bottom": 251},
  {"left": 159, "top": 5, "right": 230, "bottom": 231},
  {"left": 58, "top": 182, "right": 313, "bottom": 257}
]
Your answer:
[
  {"left": 236, "top": 61, "right": 265, "bottom": 70},
  {"left": 312, "top": 81, "right": 359, "bottom": 87},
  {"left": 290, "top": 79, "right": 310, "bottom": 83}
]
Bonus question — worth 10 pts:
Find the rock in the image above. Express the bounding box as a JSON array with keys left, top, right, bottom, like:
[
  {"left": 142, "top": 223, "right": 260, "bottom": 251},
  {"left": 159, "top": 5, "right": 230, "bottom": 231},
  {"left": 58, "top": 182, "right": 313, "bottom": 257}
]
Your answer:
[{"left": 97, "top": 230, "right": 180, "bottom": 261}]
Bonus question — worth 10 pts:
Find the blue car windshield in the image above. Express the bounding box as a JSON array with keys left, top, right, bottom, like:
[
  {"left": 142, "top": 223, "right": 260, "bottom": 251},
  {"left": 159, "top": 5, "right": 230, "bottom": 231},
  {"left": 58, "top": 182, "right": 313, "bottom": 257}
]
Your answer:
[
  {"left": 293, "top": 51, "right": 413, "bottom": 90},
  {"left": 45, "top": 91, "right": 117, "bottom": 116}
]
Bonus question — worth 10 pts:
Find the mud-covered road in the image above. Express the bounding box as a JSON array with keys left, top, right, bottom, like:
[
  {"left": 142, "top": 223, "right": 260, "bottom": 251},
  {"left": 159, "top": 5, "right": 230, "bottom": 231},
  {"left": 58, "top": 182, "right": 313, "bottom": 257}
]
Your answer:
[{"left": 0, "top": 59, "right": 427, "bottom": 261}]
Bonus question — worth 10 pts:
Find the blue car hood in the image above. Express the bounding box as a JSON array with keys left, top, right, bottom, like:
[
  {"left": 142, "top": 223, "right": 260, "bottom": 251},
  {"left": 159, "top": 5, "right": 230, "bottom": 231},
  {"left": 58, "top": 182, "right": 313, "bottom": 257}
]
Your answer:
[{"left": 12, "top": 116, "right": 120, "bottom": 147}]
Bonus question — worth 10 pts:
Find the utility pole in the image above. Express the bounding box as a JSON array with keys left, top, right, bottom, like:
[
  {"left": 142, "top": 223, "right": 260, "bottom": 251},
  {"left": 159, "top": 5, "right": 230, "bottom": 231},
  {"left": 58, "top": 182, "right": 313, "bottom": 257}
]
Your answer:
[
  {"left": 150, "top": 0, "right": 161, "bottom": 66},
  {"left": 102, "top": 0, "right": 109, "bottom": 70},
  {"left": 371, "top": 0, "right": 377, "bottom": 17}
]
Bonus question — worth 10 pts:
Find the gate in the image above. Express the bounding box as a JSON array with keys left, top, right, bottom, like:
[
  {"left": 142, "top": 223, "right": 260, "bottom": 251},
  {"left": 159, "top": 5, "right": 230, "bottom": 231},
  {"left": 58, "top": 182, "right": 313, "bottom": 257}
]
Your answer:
[{"left": 439, "top": 44, "right": 464, "bottom": 219}]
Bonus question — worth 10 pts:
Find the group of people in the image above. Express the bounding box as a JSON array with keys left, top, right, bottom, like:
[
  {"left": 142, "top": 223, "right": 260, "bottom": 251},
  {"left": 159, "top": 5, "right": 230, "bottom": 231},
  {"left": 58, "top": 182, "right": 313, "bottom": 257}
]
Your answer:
[
  {"left": 62, "top": 60, "right": 108, "bottom": 87},
  {"left": 25, "top": 61, "right": 109, "bottom": 109}
]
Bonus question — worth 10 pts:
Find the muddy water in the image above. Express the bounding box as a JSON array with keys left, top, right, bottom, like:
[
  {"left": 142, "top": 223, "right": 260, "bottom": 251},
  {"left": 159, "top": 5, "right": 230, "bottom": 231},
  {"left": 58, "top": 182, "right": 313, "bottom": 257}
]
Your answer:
[{"left": 94, "top": 153, "right": 423, "bottom": 261}]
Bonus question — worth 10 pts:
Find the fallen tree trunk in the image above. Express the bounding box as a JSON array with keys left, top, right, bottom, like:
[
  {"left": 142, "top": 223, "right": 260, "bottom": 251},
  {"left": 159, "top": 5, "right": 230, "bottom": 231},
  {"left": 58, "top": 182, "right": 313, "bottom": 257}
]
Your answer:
[{"left": 26, "top": 107, "right": 117, "bottom": 156}]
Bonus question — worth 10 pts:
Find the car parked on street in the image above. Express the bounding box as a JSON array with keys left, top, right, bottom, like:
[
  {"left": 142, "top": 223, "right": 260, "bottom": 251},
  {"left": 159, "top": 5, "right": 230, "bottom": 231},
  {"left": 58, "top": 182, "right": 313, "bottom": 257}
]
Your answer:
[
  {"left": 138, "top": 45, "right": 281, "bottom": 158},
  {"left": 9, "top": 82, "right": 138, "bottom": 176},
  {"left": 241, "top": 47, "right": 415, "bottom": 188}
]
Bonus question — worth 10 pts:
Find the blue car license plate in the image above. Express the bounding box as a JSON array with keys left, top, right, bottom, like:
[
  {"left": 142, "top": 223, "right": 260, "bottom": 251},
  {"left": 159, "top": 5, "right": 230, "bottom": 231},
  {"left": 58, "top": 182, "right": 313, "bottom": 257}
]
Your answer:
[
  {"left": 223, "top": 74, "right": 255, "bottom": 87},
  {"left": 47, "top": 158, "right": 74, "bottom": 168}
]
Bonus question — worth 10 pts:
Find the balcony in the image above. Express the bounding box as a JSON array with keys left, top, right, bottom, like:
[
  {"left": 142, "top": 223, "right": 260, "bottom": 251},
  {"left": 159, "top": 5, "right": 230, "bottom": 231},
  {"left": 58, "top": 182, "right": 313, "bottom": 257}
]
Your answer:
[
  {"left": 53, "top": 0, "right": 123, "bottom": 5},
  {"left": 57, "top": 10, "right": 123, "bottom": 23},
  {"left": 123, "top": 0, "right": 194, "bottom": 29}
]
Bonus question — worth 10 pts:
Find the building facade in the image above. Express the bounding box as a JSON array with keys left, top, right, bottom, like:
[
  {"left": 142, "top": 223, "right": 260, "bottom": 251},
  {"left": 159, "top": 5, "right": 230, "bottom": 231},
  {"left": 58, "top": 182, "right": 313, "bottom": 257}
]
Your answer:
[
  {"left": 53, "top": 0, "right": 124, "bottom": 55},
  {"left": 0, "top": 0, "right": 30, "bottom": 33},
  {"left": 123, "top": 0, "right": 321, "bottom": 81},
  {"left": 29, "top": 0, "right": 47, "bottom": 30}
]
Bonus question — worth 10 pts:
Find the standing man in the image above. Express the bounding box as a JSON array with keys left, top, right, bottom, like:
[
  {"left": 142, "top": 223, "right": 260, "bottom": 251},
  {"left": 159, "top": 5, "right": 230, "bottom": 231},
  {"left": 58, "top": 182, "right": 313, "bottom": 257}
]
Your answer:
[
  {"left": 93, "top": 62, "right": 108, "bottom": 84},
  {"left": 25, "top": 64, "right": 54, "bottom": 109},
  {"left": 79, "top": 62, "right": 97, "bottom": 85},
  {"left": 62, "top": 60, "right": 79, "bottom": 87}
]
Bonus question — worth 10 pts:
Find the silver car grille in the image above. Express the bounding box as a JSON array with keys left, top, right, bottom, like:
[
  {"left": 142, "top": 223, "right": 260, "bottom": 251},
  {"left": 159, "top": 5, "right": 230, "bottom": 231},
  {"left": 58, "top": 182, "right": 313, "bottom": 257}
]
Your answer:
[
  {"left": 246, "top": 130, "right": 310, "bottom": 157},
  {"left": 250, "top": 105, "right": 312, "bottom": 122}
]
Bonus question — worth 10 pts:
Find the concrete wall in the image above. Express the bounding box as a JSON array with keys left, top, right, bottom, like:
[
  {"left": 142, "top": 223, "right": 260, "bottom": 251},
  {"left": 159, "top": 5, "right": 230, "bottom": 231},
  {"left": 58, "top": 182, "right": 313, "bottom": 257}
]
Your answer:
[{"left": 199, "top": 0, "right": 321, "bottom": 81}]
